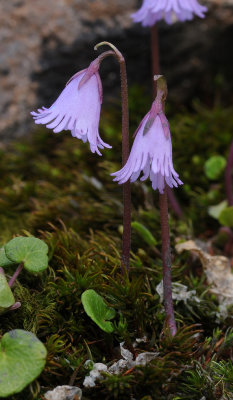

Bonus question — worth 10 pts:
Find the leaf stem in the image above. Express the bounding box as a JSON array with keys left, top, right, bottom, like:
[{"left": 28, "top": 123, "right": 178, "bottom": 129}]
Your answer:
[{"left": 8, "top": 262, "right": 24, "bottom": 288}]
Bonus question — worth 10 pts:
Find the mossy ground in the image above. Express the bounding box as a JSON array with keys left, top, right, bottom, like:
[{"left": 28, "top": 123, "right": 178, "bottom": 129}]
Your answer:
[{"left": 0, "top": 88, "right": 233, "bottom": 399}]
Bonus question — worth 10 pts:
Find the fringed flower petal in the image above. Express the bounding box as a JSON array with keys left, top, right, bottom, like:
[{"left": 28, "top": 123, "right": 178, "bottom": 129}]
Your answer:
[
  {"left": 111, "top": 106, "right": 183, "bottom": 194},
  {"left": 31, "top": 69, "right": 111, "bottom": 155}
]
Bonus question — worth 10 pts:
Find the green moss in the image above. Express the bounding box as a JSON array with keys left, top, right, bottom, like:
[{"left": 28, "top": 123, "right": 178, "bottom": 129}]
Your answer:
[{"left": 0, "top": 96, "right": 233, "bottom": 399}]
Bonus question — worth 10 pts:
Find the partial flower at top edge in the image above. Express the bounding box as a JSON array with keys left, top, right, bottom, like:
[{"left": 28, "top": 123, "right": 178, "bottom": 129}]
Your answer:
[{"left": 131, "top": 0, "right": 207, "bottom": 27}]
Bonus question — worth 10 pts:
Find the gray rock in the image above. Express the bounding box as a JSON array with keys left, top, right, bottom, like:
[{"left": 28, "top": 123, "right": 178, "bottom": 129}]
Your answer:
[
  {"left": 0, "top": 0, "right": 232, "bottom": 139},
  {"left": 0, "top": 0, "right": 136, "bottom": 139},
  {"left": 44, "top": 385, "right": 82, "bottom": 400}
]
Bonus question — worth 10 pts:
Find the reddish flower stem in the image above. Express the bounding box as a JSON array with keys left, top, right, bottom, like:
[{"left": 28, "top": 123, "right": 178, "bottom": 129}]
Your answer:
[
  {"left": 151, "top": 25, "right": 183, "bottom": 218},
  {"left": 153, "top": 72, "right": 177, "bottom": 337},
  {"left": 225, "top": 139, "right": 233, "bottom": 206},
  {"left": 119, "top": 58, "right": 131, "bottom": 273},
  {"left": 167, "top": 187, "right": 183, "bottom": 218},
  {"left": 159, "top": 188, "right": 177, "bottom": 336},
  {"left": 151, "top": 24, "right": 160, "bottom": 96},
  {"left": 8, "top": 262, "right": 24, "bottom": 288},
  {"left": 95, "top": 42, "right": 131, "bottom": 272}
]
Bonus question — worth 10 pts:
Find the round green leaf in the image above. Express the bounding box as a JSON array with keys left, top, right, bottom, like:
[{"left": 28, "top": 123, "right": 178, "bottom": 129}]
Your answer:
[
  {"left": 204, "top": 156, "right": 226, "bottom": 180},
  {"left": 81, "top": 289, "right": 116, "bottom": 333},
  {"left": 0, "top": 273, "right": 15, "bottom": 310},
  {"left": 0, "top": 248, "right": 15, "bottom": 268},
  {"left": 0, "top": 329, "right": 47, "bottom": 397},
  {"left": 5, "top": 237, "right": 49, "bottom": 273},
  {"left": 208, "top": 200, "right": 227, "bottom": 220},
  {"left": 218, "top": 206, "right": 233, "bottom": 227}
]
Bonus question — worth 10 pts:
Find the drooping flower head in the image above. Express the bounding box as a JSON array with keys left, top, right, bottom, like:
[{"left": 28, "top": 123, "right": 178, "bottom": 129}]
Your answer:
[
  {"left": 31, "top": 59, "right": 111, "bottom": 156},
  {"left": 111, "top": 75, "right": 183, "bottom": 194},
  {"left": 132, "top": 0, "right": 207, "bottom": 26}
]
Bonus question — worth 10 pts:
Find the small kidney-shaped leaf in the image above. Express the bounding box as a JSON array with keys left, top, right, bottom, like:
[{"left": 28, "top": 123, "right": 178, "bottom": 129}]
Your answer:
[
  {"left": 208, "top": 200, "right": 227, "bottom": 220},
  {"left": 218, "top": 206, "right": 233, "bottom": 227},
  {"left": 0, "top": 273, "right": 15, "bottom": 310},
  {"left": 0, "top": 329, "right": 47, "bottom": 398},
  {"left": 204, "top": 155, "right": 226, "bottom": 180},
  {"left": 4, "top": 237, "right": 49, "bottom": 273},
  {"left": 81, "top": 289, "right": 116, "bottom": 333}
]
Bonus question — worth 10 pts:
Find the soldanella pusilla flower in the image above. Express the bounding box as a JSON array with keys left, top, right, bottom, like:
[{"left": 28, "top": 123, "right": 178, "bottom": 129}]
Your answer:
[
  {"left": 112, "top": 75, "right": 183, "bottom": 194},
  {"left": 132, "top": 0, "right": 207, "bottom": 26},
  {"left": 31, "top": 58, "right": 111, "bottom": 156}
]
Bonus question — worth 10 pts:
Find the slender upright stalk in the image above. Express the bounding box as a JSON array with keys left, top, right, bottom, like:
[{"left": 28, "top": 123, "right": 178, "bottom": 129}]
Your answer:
[
  {"left": 159, "top": 188, "right": 177, "bottom": 336},
  {"left": 151, "top": 25, "right": 183, "bottom": 218},
  {"left": 95, "top": 42, "right": 131, "bottom": 272},
  {"left": 119, "top": 59, "right": 131, "bottom": 272},
  {"left": 167, "top": 188, "right": 183, "bottom": 218},
  {"left": 155, "top": 75, "right": 177, "bottom": 336},
  {"left": 151, "top": 24, "right": 160, "bottom": 96},
  {"left": 8, "top": 263, "right": 24, "bottom": 288},
  {"left": 225, "top": 139, "right": 233, "bottom": 206}
]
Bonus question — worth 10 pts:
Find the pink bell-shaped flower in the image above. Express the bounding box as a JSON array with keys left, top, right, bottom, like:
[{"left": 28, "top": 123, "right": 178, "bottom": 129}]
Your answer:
[
  {"left": 31, "top": 60, "right": 111, "bottom": 156},
  {"left": 132, "top": 0, "right": 207, "bottom": 26},
  {"left": 111, "top": 80, "right": 183, "bottom": 194}
]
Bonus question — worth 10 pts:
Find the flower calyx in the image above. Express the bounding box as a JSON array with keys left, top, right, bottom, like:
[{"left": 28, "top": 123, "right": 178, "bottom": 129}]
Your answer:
[
  {"left": 143, "top": 75, "right": 169, "bottom": 138},
  {"left": 78, "top": 58, "right": 101, "bottom": 90},
  {"left": 66, "top": 57, "right": 101, "bottom": 89},
  {"left": 66, "top": 50, "right": 115, "bottom": 104},
  {"left": 66, "top": 58, "right": 102, "bottom": 102}
]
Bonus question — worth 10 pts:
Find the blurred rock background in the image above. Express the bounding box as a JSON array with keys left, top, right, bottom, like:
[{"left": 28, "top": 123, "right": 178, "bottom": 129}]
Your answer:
[{"left": 0, "top": 0, "right": 232, "bottom": 139}]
